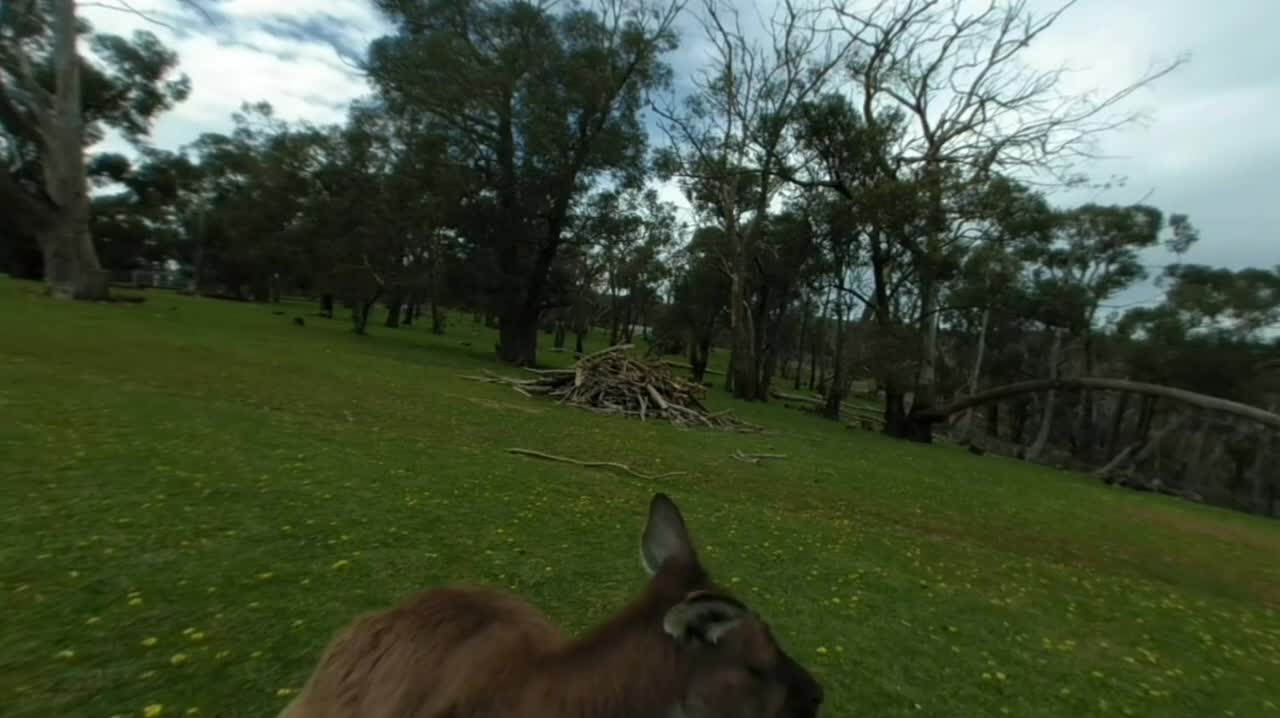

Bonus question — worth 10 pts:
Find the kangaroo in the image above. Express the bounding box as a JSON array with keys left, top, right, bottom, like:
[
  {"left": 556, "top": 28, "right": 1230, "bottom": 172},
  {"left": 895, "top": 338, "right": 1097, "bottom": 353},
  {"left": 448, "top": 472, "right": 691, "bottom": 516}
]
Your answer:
[{"left": 281, "top": 492, "right": 824, "bottom": 718}]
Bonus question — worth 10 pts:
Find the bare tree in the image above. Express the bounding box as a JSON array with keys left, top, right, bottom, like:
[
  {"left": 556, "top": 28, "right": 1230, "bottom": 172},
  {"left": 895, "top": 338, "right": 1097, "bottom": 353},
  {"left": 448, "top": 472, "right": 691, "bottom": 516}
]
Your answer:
[
  {"left": 653, "top": 0, "right": 849, "bottom": 400},
  {"left": 833, "top": 0, "right": 1186, "bottom": 438}
]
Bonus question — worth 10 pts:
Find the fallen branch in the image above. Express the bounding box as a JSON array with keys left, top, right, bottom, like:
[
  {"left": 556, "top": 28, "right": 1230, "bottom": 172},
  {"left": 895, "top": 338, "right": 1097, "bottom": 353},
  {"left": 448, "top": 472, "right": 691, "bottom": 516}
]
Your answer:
[
  {"left": 507, "top": 448, "right": 686, "bottom": 480},
  {"left": 913, "top": 377, "right": 1280, "bottom": 432},
  {"left": 730, "top": 450, "right": 788, "bottom": 464}
]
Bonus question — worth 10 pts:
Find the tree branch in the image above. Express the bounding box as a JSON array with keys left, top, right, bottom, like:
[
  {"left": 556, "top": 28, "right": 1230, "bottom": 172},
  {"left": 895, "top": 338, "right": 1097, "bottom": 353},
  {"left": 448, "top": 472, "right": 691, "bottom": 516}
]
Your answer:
[{"left": 913, "top": 377, "right": 1280, "bottom": 432}]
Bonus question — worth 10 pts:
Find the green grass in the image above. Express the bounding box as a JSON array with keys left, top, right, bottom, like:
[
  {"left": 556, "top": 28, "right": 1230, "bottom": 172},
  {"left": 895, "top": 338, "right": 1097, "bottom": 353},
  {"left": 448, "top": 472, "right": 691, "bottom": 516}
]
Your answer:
[{"left": 1, "top": 278, "right": 1278, "bottom": 718}]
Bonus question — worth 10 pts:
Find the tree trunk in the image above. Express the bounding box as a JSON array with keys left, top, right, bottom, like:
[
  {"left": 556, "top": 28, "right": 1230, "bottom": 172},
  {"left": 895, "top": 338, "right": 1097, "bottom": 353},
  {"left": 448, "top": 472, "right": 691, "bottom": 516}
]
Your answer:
[
  {"left": 608, "top": 286, "right": 622, "bottom": 346},
  {"left": 623, "top": 299, "right": 635, "bottom": 343},
  {"left": 1251, "top": 416, "right": 1273, "bottom": 512},
  {"left": 1074, "top": 330, "right": 1097, "bottom": 461},
  {"left": 728, "top": 219, "right": 757, "bottom": 400},
  {"left": 882, "top": 375, "right": 908, "bottom": 437},
  {"left": 320, "top": 293, "right": 335, "bottom": 318},
  {"left": 430, "top": 300, "right": 446, "bottom": 335},
  {"left": 985, "top": 402, "right": 1000, "bottom": 439},
  {"left": 824, "top": 267, "right": 848, "bottom": 420},
  {"left": 913, "top": 275, "right": 940, "bottom": 408},
  {"left": 352, "top": 289, "right": 381, "bottom": 335},
  {"left": 495, "top": 231, "right": 558, "bottom": 364},
  {"left": 1094, "top": 414, "right": 1189, "bottom": 479},
  {"left": 1135, "top": 395, "right": 1157, "bottom": 444},
  {"left": 689, "top": 348, "right": 707, "bottom": 384},
  {"left": 497, "top": 308, "right": 539, "bottom": 366},
  {"left": 1011, "top": 398, "right": 1029, "bottom": 444},
  {"left": 808, "top": 315, "right": 822, "bottom": 392},
  {"left": 792, "top": 305, "right": 811, "bottom": 391},
  {"left": 811, "top": 291, "right": 831, "bottom": 392},
  {"left": 38, "top": 0, "right": 106, "bottom": 301},
  {"left": 823, "top": 316, "right": 844, "bottom": 421},
  {"left": 384, "top": 291, "right": 403, "bottom": 328},
  {"left": 899, "top": 255, "right": 940, "bottom": 442},
  {"left": 729, "top": 301, "right": 757, "bottom": 400},
  {"left": 1185, "top": 414, "right": 1211, "bottom": 497},
  {"left": 864, "top": 234, "right": 912, "bottom": 438},
  {"left": 402, "top": 300, "right": 415, "bottom": 326},
  {"left": 1107, "top": 391, "right": 1131, "bottom": 459},
  {"left": 689, "top": 330, "right": 710, "bottom": 385},
  {"left": 553, "top": 321, "right": 567, "bottom": 349},
  {"left": 960, "top": 307, "right": 990, "bottom": 442},
  {"left": 1024, "top": 330, "right": 1063, "bottom": 462}
]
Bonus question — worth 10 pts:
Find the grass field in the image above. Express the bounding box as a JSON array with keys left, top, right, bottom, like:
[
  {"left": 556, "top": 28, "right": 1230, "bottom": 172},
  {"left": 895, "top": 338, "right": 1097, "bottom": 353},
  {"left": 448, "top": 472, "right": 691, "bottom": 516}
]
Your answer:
[{"left": 1, "top": 278, "right": 1278, "bottom": 718}]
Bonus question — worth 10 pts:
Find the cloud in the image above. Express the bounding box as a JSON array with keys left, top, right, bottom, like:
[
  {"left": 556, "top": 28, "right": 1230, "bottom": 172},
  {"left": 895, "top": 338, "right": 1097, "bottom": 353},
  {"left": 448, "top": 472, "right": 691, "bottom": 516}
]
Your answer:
[
  {"left": 81, "top": 0, "right": 389, "bottom": 155},
  {"left": 1019, "top": 0, "right": 1280, "bottom": 306}
]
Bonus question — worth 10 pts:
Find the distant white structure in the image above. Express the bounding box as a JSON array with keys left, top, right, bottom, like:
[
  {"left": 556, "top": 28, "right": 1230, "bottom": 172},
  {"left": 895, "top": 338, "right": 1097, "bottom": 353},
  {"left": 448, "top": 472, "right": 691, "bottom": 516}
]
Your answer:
[{"left": 129, "top": 269, "right": 188, "bottom": 290}]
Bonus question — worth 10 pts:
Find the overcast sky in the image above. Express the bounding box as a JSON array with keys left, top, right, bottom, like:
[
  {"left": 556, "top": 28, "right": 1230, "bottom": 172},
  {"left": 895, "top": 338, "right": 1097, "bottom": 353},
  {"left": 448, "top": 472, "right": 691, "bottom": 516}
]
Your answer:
[{"left": 84, "top": 0, "right": 1278, "bottom": 311}]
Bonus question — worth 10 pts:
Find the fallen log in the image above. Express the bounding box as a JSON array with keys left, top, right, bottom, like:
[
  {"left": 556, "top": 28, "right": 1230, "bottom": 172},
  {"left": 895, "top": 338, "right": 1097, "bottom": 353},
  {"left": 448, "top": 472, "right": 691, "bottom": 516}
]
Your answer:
[{"left": 911, "top": 377, "right": 1280, "bottom": 432}]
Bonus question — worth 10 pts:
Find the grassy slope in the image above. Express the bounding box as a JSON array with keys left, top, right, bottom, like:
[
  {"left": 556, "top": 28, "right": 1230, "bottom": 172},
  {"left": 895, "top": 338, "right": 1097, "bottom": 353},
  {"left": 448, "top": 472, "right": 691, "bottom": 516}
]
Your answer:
[{"left": 1, "top": 279, "right": 1277, "bottom": 718}]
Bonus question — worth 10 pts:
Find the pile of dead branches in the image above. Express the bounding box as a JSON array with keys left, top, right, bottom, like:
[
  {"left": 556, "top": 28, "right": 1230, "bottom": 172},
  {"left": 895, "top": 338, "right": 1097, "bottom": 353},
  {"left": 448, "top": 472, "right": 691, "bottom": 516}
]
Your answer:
[{"left": 464, "top": 345, "right": 759, "bottom": 432}]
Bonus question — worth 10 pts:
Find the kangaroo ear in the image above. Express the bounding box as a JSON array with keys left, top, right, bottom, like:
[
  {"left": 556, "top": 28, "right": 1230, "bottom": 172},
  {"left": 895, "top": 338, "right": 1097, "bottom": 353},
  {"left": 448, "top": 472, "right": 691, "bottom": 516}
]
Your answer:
[
  {"left": 663, "top": 592, "right": 747, "bottom": 645},
  {"left": 641, "top": 493, "right": 698, "bottom": 575}
]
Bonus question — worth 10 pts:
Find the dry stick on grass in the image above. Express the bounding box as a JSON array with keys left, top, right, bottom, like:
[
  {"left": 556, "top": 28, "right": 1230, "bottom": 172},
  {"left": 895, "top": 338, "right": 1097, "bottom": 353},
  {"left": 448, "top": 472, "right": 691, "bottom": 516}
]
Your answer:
[
  {"left": 731, "top": 450, "right": 788, "bottom": 464},
  {"left": 507, "top": 448, "right": 686, "bottom": 480}
]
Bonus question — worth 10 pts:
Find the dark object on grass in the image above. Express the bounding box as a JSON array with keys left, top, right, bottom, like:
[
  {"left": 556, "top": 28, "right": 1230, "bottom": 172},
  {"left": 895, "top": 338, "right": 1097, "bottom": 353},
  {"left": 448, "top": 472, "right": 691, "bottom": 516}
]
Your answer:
[
  {"left": 967, "top": 443, "right": 986, "bottom": 456},
  {"left": 293, "top": 317, "right": 305, "bottom": 327}
]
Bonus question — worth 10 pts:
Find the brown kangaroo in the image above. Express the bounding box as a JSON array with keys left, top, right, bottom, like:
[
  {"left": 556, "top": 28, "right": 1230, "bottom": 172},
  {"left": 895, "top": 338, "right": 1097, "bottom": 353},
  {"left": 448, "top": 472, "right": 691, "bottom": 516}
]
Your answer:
[{"left": 281, "top": 493, "right": 824, "bottom": 718}]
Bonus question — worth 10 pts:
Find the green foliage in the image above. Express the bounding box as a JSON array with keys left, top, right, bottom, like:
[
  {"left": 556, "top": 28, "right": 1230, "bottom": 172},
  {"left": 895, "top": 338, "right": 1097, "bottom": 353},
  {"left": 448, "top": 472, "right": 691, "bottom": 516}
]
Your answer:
[
  {"left": 671, "top": 225, "right": 731, "bottom": 331},
  {"left": 367, "top": 0, "right": 681, "bottom": 362},
  {"left": 1, "top": 279, "right": 1278, "bottom": 717},
  {"left": 1160, "top": 264, "right": 1280, "bottom": 337},
  {"left": 0, "top": 10, "right": 189, "bottom": 151},
  {"left": 86, "top": 30, "right": 191, "bottom": 145},
  {"left": 1019, "top": 204, "right": 1192, "bottom": 332}
]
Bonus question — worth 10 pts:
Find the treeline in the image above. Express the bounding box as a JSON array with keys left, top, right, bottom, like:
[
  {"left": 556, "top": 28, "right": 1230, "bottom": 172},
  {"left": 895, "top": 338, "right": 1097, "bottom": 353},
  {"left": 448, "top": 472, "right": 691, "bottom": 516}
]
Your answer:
[{"left": 2, "top": 0, "right": 1276, "bottom": 516}]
